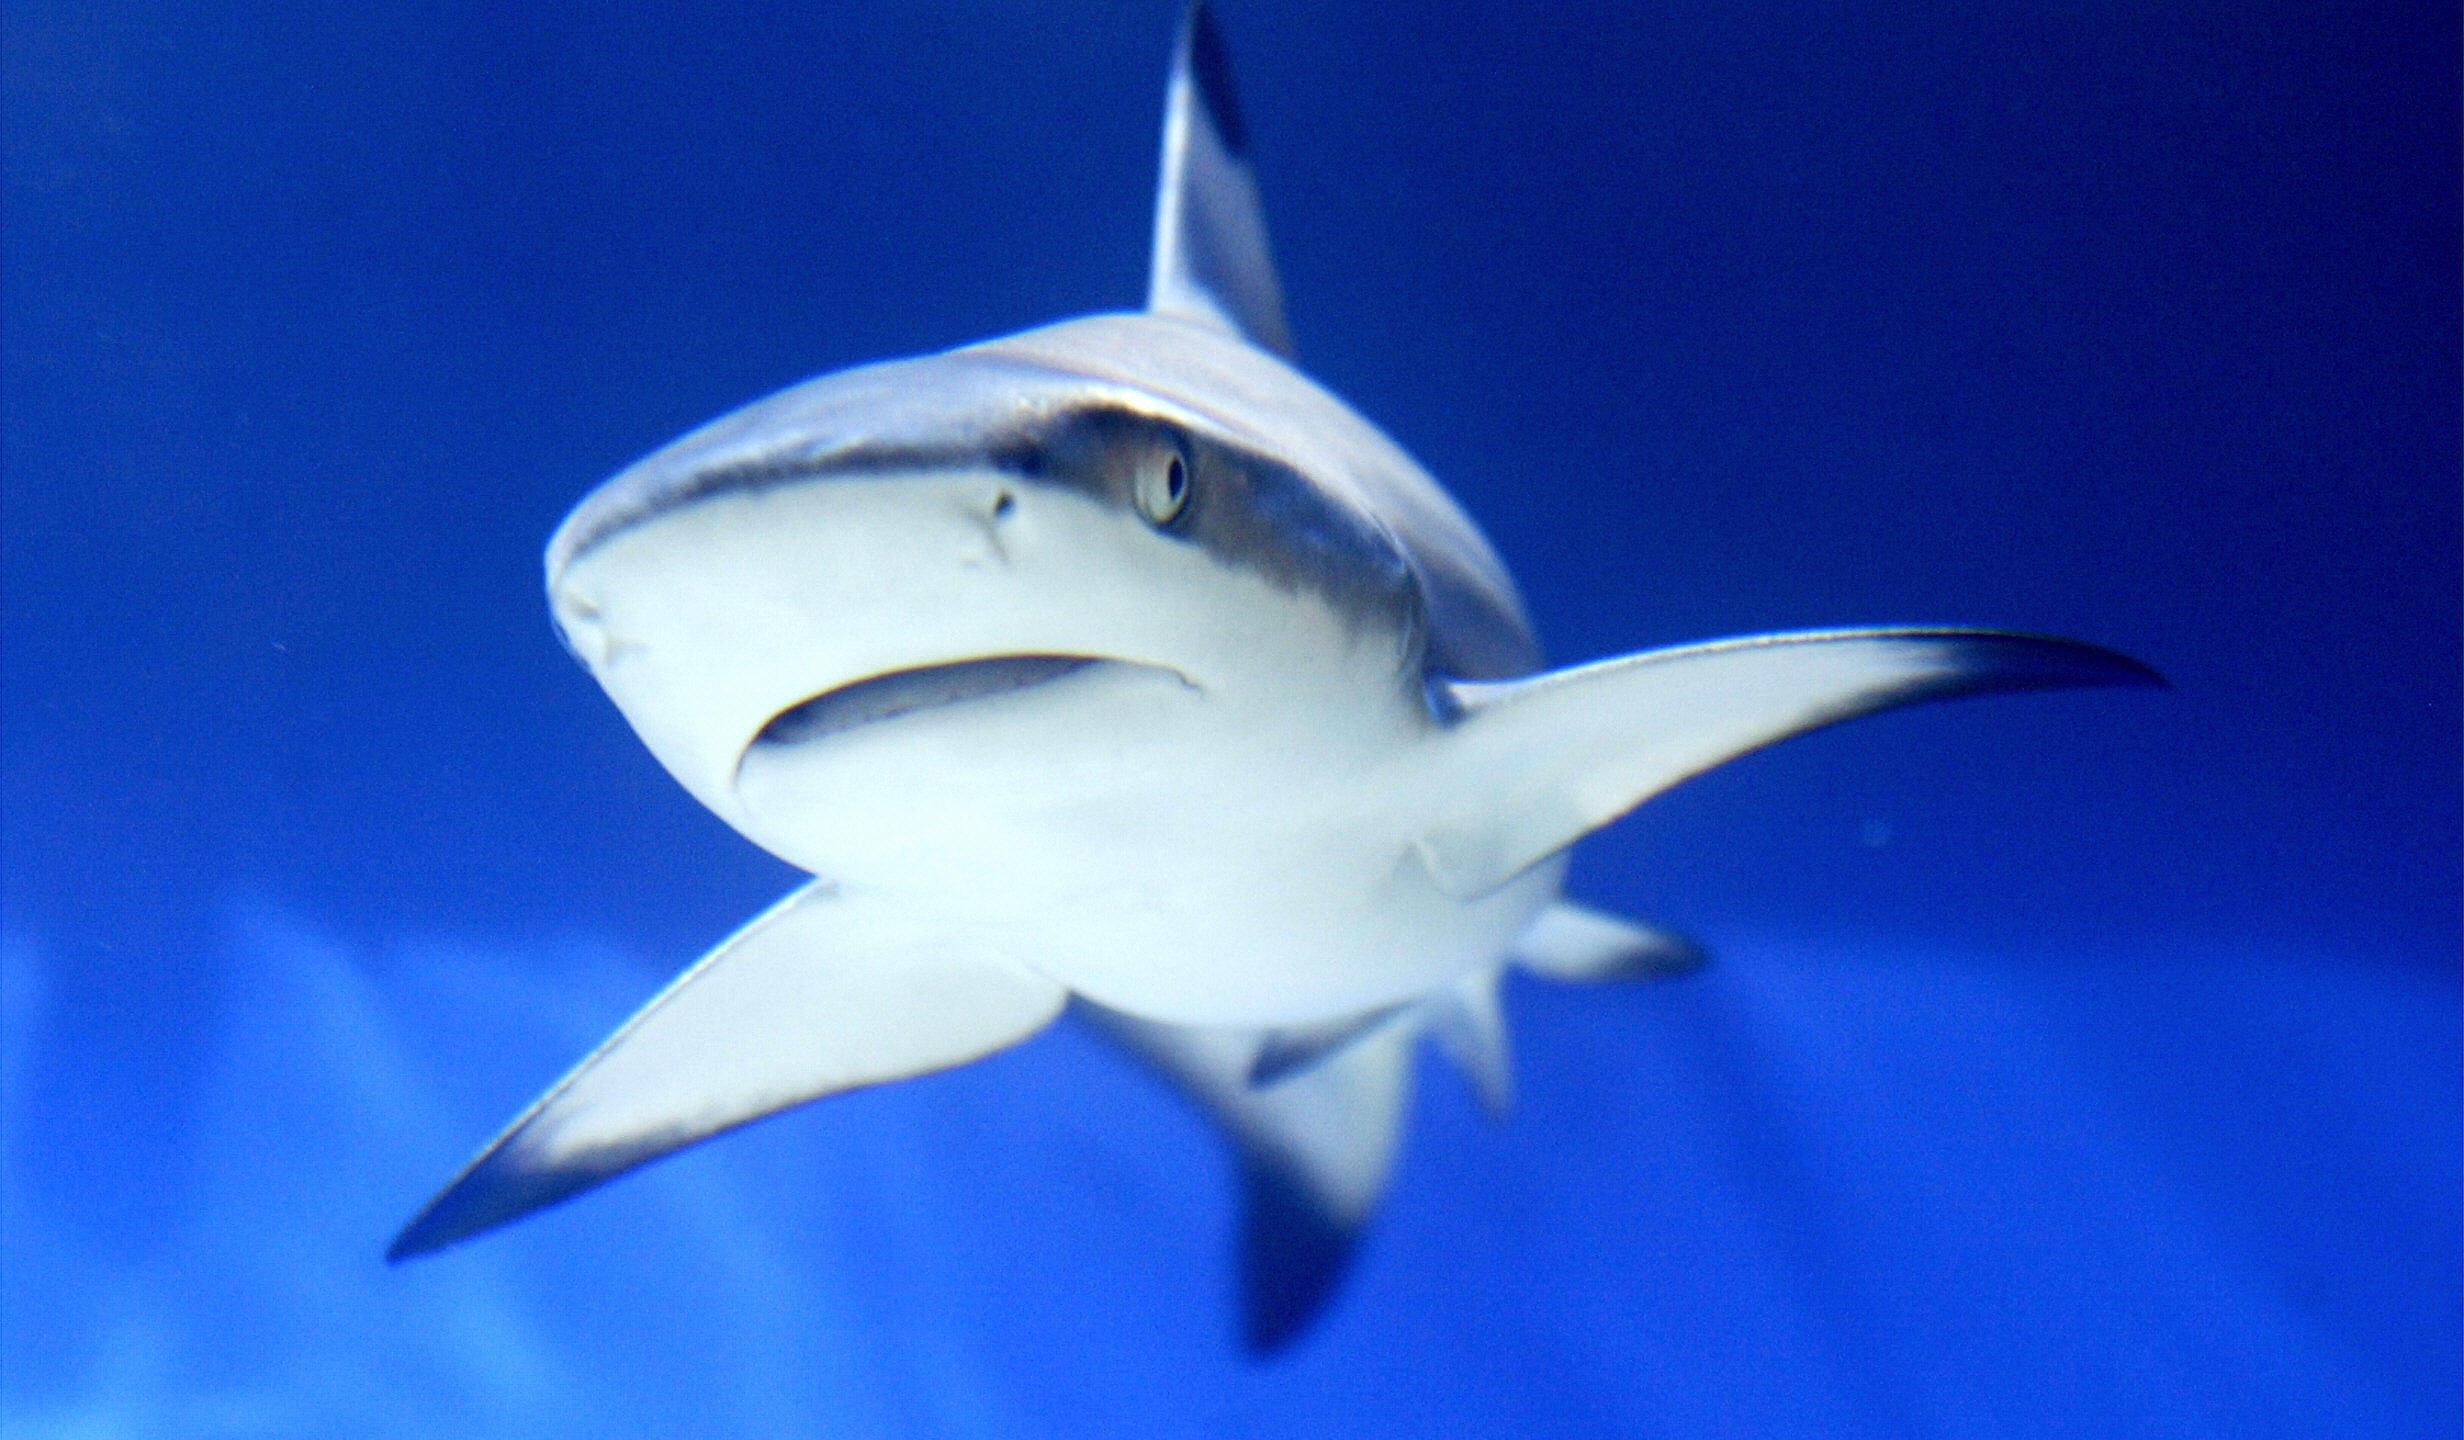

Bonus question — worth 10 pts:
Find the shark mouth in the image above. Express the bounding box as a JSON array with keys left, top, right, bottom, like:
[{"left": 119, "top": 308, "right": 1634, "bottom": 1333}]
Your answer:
[{"left": 746, "top": 654, "right": 1175, "bottom": 755}]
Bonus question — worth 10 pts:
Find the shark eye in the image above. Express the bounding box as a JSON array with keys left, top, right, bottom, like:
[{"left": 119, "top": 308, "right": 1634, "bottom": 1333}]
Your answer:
[{"left": 1134, "top": 448, "right": 1190, "bottom": 526}]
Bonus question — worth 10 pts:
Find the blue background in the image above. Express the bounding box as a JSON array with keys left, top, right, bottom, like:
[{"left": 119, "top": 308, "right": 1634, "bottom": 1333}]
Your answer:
[{"left": 4, "top": 1, "right": 2455, "bottom": 1434}]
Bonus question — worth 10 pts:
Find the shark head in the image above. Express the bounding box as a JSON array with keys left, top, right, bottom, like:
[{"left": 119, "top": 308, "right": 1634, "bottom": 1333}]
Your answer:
[
  {"left": 539, "top": 0, "right": 1540, "bottom": 890},
  {"left": 545, "top": 316, "right": 1446, "bottom": 880}
]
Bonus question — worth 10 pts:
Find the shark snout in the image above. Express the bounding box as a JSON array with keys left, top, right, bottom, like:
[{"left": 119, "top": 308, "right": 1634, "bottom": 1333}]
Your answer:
[
  {"left": 547, "top": 464, "right": 1024, "bottom": 660},
  {"left": 540, "top": 463, "right": 1209, "bottom": 841},
  {"left": 549, "top": 586, "right": 616, "bottom": 669}
]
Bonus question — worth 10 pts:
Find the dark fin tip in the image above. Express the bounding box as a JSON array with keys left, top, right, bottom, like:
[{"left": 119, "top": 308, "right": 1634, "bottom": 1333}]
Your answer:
[
  {"left": 1963, "top": 633, "right": 2171, "bottom": 694},
  {"left": 383, "top": 1139, "right": 637, "bottom": 1266},
  {"left": 385, "top": 1229, "right": 451, "bottom": 1265},
  {"left": 1240, "top": 1161, "right": 1358, "bottom": 1355},
  {"left": 1185, "top": 1, "right": 1250, "bottom": 156},
  {"left": 1248, "top": 1042, "right": 1305, "bottom": 1089},
  {"left": 1659, "top": 934, "right": 1713, "bottom": 975},
  {"left": 385, "top": 1195, "right": 483, "bottom": 1267},
  {"left": 1606, "top": 931, "right": 1711, "bottom": 982},
  {"left": 386, "top": 1183, "right": 473, "bottom": 1265},
  {"left": 386, "top": 1215, "right": 452, "bottom": 1266},
  {"left": 1246, "top": 1005, "right": 1405, "bottom": 1090},
  {"left": 1249, "top": 1031, "right": 1338, "bottom": 1089}
]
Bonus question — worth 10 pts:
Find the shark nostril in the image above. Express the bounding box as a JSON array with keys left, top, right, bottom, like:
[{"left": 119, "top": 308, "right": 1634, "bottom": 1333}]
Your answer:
[{"left": 963, "top": 489, "right": 1019, "bottom": 569}]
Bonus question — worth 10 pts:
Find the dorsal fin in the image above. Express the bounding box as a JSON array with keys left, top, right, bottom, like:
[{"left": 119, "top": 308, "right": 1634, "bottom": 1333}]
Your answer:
[{"left": 1147, "top": 2, "right": 1293, "bottom": 356}]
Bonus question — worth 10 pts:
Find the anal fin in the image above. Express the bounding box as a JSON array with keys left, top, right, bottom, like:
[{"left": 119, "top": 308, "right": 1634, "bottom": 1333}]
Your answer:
[{"left": 1084, "top": 1003, "right": 1413, "bottom": 1353}]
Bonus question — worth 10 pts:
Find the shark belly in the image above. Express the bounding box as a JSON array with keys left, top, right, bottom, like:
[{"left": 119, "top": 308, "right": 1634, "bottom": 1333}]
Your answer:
[
  {"left": 552, "top": 466, "right": 1538, "bottom": 1027},
  {"left": 728, "top": 607, "right": 1560, "bottom": 1026}
]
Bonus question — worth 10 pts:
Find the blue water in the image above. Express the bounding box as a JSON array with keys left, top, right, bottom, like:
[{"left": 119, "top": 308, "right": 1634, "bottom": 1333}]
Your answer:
[{"left": 4, "top": 2, "right": 2455, "bottom": 1434}]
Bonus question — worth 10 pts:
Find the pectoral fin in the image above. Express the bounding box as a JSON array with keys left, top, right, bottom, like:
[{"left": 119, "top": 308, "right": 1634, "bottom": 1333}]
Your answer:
[
  {"left": 1418, "top": 628, "right": 2163, "bottom": 900},
  {"left": 388, "top": 882, "right": 1065, "bottom": 1260}
]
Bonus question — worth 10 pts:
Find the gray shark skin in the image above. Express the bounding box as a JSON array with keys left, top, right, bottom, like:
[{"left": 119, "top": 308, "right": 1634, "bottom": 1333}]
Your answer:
[{"left": 390, "top": 3, "right": 2161, "bottom": 1351}]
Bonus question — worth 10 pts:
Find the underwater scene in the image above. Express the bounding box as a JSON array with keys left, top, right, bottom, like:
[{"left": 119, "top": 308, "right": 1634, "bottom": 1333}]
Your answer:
[{"left": 4, "top": 1, "right": 2456, "bottom": 1435}]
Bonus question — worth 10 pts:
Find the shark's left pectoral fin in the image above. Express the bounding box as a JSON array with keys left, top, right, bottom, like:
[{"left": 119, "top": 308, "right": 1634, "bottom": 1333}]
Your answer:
[
  {"left": 1147, "top": 1, "right": 1292, "bottom": 356},
  {"left": 1418, "top": 628, "right": 2165, "bottom": 900},
  {"left": 388, "top": 882, "right": 1065, "bottom": 1261}
]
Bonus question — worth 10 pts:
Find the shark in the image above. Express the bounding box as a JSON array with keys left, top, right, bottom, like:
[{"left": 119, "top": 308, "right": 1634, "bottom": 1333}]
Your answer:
[{"left": 389, "top": 3, "right": 2160, "bottom": 1349}]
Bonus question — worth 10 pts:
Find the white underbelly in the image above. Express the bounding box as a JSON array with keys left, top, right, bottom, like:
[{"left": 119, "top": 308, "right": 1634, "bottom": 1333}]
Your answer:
[{"left": 730, "top": 656, "right": 1560, "bottom": 1025}]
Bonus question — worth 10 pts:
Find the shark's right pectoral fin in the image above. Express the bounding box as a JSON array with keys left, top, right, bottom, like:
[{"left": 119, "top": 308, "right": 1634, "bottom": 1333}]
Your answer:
[
  {"left": 1418, "top": 627, "right": 2165, "bottom": 900},
  {"left": 388, "top": 882, "right": 1064, "bottom": 1261}
]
